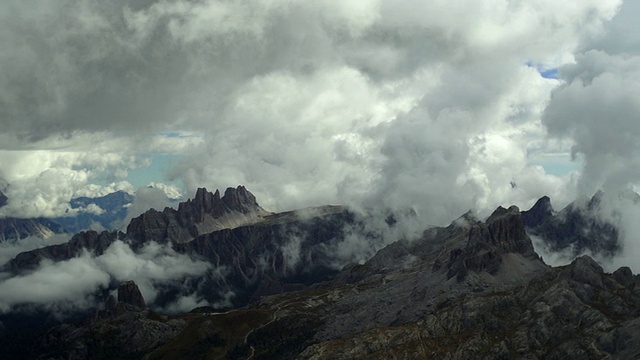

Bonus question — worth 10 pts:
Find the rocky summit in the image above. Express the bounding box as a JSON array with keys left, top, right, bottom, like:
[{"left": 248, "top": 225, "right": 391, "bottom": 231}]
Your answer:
[
  {"left": 523, "top": 192, "right": 620, "bottom": 258},
  {"left": 126, "top": 185, "right": 272, "bottom": 246},
  {"left": 1, "top": 187, "right": 640, "bottom": 359}
]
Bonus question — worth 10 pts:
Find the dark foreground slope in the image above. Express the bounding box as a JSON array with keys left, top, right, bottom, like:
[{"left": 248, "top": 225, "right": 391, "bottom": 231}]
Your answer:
[{"left": 23, "top": 205, "right": 640, "bottom": 359}]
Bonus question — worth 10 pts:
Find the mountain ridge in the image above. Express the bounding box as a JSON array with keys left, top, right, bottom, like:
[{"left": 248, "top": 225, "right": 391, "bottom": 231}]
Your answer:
[{"left": 2, "top": 187, "right": 640, "bottom": 359}]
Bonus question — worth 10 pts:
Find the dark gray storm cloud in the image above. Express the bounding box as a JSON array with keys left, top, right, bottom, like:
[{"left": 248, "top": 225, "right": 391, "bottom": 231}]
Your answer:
[
  {"left": 0, "top": 0, "right": 629, "bottom": 227},
  {"left": 543, "top": 0, "right": 640, "bottom": 196}
]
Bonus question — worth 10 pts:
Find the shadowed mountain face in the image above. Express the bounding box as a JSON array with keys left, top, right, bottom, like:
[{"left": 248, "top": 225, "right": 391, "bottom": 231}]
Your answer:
[
  {"left": 1, "top": 187, "right": 371, "bottom": 309},
  {"left": 126, "top": 186, "right": 272, "bottom": 246},
  {"left": 522, "top": 192, "right": 620, "bottom": 258},
  {"left": 21, "top": 202, "right": 640, "bottom": 359}
]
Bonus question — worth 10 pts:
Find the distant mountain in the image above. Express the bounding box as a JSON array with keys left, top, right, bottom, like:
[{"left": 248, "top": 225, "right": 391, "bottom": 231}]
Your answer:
[
  {"left": 52, "top": 190, "right": 134, "bottom": 233},
  {"left": 523, "top": 192, "right": 620, "bottom": 257},
  {"left": 0, "top": 217, "right": 66, "bottom": 243},
  {"left": 3, "top": 186, "right": 374, "bottom": 310},
  {"left": 0, "top": 190, "right": 132, "bottom": 244},
  {"left": 20, "top": 204, "right": 640, "bottom": 359},
  {"left": 0, "top": 190, "right": 66, "bottom": 243}
]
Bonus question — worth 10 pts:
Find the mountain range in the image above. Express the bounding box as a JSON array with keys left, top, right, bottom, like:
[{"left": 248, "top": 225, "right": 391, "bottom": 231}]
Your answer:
[
  {"left": 0, "top": 190, "right": 134, "bottom": 244},
  {"left": 0, "top": 187, "right": 638, "bottom": 359}
]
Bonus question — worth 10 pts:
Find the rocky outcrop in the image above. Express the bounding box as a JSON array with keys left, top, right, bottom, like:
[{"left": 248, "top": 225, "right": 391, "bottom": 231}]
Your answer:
[
  {"left": 3, "top": 230, "right": 119, "bottom": 272},
  {"left": 440, "top": 205, "right": 540, "bottom": 282},
  {"left": 523, "top": 193, "right": 621, "bottom": 258},
  {"left": 171, "top": 205, "right": 357, "bottom": 307},
  {"left": 118, "top": 281, "right": 146, "bottom": 309},
  {"left": 257, "top": 255, "right": 640, "bottom": 360},
  {"left": 34, "top": 307, "right": 186, "bottom": 360},
  {"left": 522, "top": 195, "right": 554, "bottom": 228},
  {"left": 9, "top": 195, "right": 640, "bottom": 359},
  {"left": 126, "top": 186, "right": 271, "bottom": 246}
]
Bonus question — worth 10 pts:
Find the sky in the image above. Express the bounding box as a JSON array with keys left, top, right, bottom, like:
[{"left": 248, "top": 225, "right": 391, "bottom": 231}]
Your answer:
[{"left": 0, "top": 0, "right": 638, "bottom": 228}]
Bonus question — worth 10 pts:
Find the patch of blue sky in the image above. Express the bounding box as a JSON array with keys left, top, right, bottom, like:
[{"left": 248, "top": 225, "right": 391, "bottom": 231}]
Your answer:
[
  {"left": 528, "top": 151, "right": 581, "bottom": 177},
  {"left": 161, "top": 131, "right": 201, "bottom": 138},
  {"left": 125, "top": 154, "right": 183, "bottom": 189},
  {"left": 525, "top": 61, "right": 559, "bottom": 79},
  {"left": 539, "top": 68, "right": 558, "bottom": 79}
]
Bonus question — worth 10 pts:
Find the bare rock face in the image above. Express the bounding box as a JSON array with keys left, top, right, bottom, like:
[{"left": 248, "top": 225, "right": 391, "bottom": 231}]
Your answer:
[
  {"left": 443, "top": 205, "right": 539, "bottom": 282},
  {"left": 9, "top": 196, "right": 640, "bottom": 359},
  {"left": 118, "top": 281, "right": 146, "bottom": 309},
  {"left": 126, "top": 186, "right": 271, "bottom": 246},
  {"left": 523, "top": 193, "right": 620, "bottom": 258},
  {"left": 522, "top": 195, "right": 553, "bottom": 228},
  {"left": 0, "top": 217, "right": 66, "bottom": 243},
  {"left": 4, "top": 230, "right": 119, "bottom": 272}
]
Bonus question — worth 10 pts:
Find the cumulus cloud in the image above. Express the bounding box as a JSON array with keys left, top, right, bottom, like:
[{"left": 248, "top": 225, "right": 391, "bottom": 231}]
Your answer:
[
  {"left": 0, "top": 256, "right": 111, "bottom": 314},
  {"left": 74, "top": 181, "right": 136, "bottom": 198},
  {"left": 543, "top": 0, "right": 639, "bottom": 197},
  {"left": 147, "top": 182, "right": 183, "bottom": 200},
  {"left": 123, "top": 186, "right": 179, "bottom": 225},
  {"left": 0, "top": 234, "right": 72, "bottom": 268},
  {"left": 534, "top": 0, "right": 640, "bottom": 271},
  {"left": 94, "top": 240, "right": 210, "bottom": 304},
  {"left": 0, "top": 0, "right": 622, "bottom": 221},
  {"left": 0, "top": 149, "right": 142, "bottom": 218},
  {"left": 1, "top": 1, "right": 639, "bottom": 269},
  {"left": 0, "top": 240, "right": 211, "bottom": 314},
  {"left": 157, "top": 0, "right": 619, "bottom": 225}
]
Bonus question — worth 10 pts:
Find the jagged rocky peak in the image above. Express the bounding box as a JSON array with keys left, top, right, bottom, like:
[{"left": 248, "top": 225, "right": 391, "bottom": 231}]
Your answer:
[
  {"left": 185, "top": 185, "right": 266, "bottom": 218},
  {"left": 524, "top": 192, "right": 621, "bottom": 258},
  {"left": 117, "top": 280, "right": 146, "bottom": 309},
  {"left": 126, "top": 186, "right": 272, "bottom": 246},
  {"left": 565, "top": 255, "right": 604, "bottom": 288},
  {"left": 176, "top": 185, "right": 270, "bottom": 222},
  {"left": 484, "top": 205, "right": 534, "bottom": 255},
  {"left": 522, "top": 196, "right": 554, "bottom": 228},
  {"left": 441, "top": 204, "right": 542, "bottom": 282}
]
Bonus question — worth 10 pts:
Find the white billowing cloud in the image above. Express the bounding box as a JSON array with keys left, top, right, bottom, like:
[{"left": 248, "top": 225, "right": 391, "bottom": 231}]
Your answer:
[
  {"left": 94, "top": 240, "right": 210, "bottom": 304},
  {"left": 0, "top": 150, "right": 141, "bottom": 218},
  {"left": 544, "top": 50, "right": 640, "bottom": 196},
  {"left": 123, "top": 186, "right": 178, "bottom": 225},
  {"left": 74, "top": 181, "right": 136, "bottom": 198},
  {"left": 0, "top": 240, "right": 211, "bottom": 313},
  {"left": 82, "top": 204, "right": 105, "bottom": 216},
  {"left": 0, "top": 234, "right": 72, "bottom": 268},
  {"left": 0, "top": 256, "right": 111, "bottom": 313},
  {"left": 160, "top": 293, "right": 209, "bottom": 314},
  {"left": 171, "top": 65, "right": 414, "bottom": 211},
  {"left": 157, "top": 0, "right": 620, "bottom": 225},
  {"left": 147, "top": 182, "right": 183, "bottom": 200}
]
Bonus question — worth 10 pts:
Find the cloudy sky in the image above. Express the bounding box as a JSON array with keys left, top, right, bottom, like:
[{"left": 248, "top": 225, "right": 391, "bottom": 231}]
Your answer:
[{"left": 0, "top": 0, "right": 638, "bottom": 227}]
